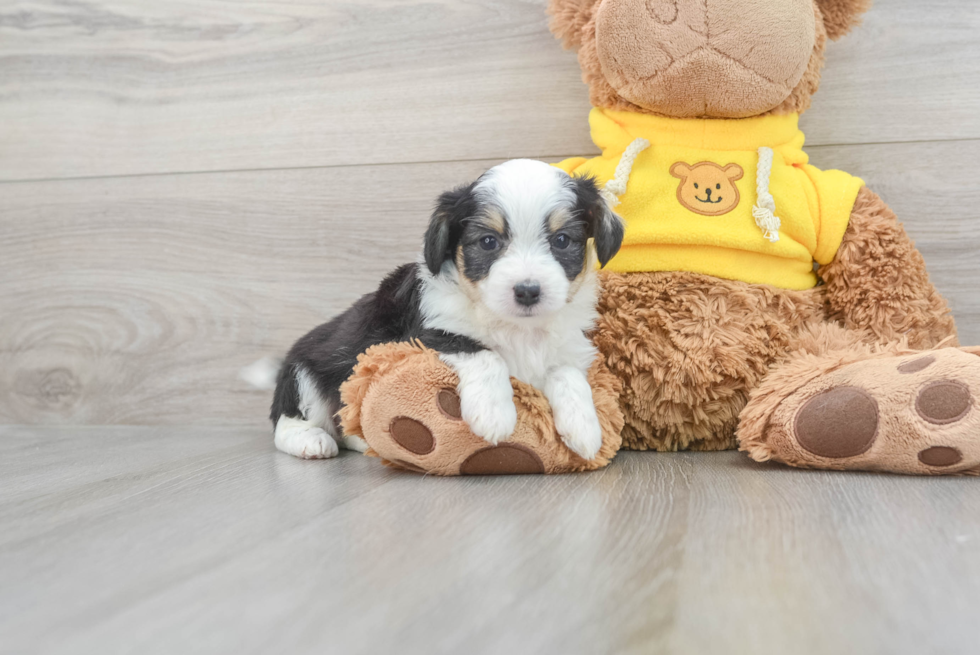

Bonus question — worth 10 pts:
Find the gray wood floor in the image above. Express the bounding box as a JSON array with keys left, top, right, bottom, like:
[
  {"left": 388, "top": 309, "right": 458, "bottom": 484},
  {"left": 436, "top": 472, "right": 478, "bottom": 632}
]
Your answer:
[
  {"left": 3, "top": 425, "right": 980, "bottom": 655},
  {"left": 2, "top": 0, "right": 980, "bottom": 652}
]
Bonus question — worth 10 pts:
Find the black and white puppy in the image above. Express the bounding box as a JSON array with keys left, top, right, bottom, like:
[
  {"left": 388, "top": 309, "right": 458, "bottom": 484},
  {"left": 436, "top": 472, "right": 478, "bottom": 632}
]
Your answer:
[{"left": 270, "top": 159, "right": 624, "bottom": 461}]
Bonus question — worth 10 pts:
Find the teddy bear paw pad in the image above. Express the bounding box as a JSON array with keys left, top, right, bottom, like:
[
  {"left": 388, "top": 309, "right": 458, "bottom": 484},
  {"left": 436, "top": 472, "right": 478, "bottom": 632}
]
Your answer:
[
  {"left": 761, "top": 347, "right": 980, "bottom": 475},
  {"left": 918, "top": 446, "right": 963, "bottom": 468},
  {"left": 388, "top": 417, "right": 435, "bottom": 455},
  {"left": 437, "top": 388, "right": 463, "bottom": 420},
  {"left": 915, "top": 380, "right": 971, "bottom": 425},
  {"left": 794, "top": 386, "right": 878, "bottom": 459},
  {"left": 459, "top": 445, "right": 545, "bottom": 476}
]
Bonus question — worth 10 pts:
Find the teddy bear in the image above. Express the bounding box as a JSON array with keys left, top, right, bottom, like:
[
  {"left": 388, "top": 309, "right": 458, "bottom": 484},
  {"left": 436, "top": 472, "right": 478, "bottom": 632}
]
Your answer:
[{"left": 340, "top": 0, "right": 980, "bottom": 476}]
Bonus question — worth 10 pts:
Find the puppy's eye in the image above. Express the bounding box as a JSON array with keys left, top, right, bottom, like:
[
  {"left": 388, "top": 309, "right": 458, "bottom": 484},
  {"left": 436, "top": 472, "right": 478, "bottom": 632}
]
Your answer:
[
  {"left": 552, "top": 233, "right": 570, "bottom": 250},
  {"left": 479, "top": 235, "right": 499, "bottom": 251},
  {"left": 716, "top": 183, "right": 721, "bottom": 190},
  {"left": 693, "top": 183, "right": 699, "bottom": 189}
]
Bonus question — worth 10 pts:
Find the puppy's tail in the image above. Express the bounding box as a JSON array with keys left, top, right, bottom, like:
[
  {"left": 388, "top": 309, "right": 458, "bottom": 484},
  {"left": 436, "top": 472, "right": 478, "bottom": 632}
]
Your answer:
[{"left": 239, "top": 356, "right": 283, "bottom": 391}]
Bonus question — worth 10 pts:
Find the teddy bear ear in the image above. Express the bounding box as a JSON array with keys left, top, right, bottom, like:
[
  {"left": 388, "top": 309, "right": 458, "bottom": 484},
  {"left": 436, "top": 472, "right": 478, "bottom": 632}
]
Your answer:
[
  {"left": 723, "top": 164, "right": 745, "bottom": 181},
  {"left": 669, "top": 162, "right": 692, "bottom": 179},
  {"left": 547, "top": 0, "right": 599, "bottom": 49},
  {"left": 815, "top": 0, "right": 874, "bottom": 41}
]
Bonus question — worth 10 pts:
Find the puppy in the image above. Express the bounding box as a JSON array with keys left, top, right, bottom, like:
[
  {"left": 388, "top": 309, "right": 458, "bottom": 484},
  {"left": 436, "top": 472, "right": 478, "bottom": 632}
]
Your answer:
[{"left": 270, "top": 159, "right": 624, "bottom": 461}]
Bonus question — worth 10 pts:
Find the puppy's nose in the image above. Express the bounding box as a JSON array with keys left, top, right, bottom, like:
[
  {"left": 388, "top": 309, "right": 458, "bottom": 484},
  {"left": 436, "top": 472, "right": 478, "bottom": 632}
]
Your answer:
[
  {"left": 705, "top": 188, "right": 712, "bottom": 197},
  {"left": 513, "top": 281, "right": 541, "bottom": 307}
]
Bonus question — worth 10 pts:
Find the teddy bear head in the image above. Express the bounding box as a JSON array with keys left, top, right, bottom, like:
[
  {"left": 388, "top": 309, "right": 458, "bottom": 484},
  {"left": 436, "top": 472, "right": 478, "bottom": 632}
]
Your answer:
[{"left": 549, "top": 0, "right": 872, "bottom": 119}]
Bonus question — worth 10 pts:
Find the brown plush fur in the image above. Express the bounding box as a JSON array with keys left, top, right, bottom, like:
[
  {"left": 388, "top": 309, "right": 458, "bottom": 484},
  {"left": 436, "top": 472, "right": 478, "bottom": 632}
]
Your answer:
[
  {"left": 339, "top": 342, "right": 624, "bottom": 475},
  {"left": 548, "top": 0, "right": 596, "bottom": 48},
  {"left": 816, "top": 0, "right": 874, "bottom": 41},
  {"left": 592, "top": 271, "right": 828, "bottom": 451},
  {"left": 818, "top": 186, "right": 958, "bottom": 350}
]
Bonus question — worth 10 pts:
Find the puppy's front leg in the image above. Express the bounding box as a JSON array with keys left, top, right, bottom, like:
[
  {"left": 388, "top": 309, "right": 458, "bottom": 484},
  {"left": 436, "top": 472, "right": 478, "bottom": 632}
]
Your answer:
[
  {"left": 544, "top": 366, "right": 602, "bottom": 460},
  {"left": 441, "top": 351, "right": 517, "bottom": 445}
]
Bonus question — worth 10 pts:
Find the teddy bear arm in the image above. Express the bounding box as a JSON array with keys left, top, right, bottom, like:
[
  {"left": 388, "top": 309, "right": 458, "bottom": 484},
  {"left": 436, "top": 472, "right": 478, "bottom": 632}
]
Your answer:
[{"left": 817, "top": 186, "right": 958, "bottom": 350}]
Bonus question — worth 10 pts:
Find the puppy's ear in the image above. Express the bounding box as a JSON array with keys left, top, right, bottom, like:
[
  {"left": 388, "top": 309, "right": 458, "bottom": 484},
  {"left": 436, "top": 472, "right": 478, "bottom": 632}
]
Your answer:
[
  {"left": 570, "top": 175, "right": 625, "bottom": 269},
  {"left": 815, "top": 0, "right": 873, "bottom": 41},
  {"left": 424, "top": 182, "right": 477, "bottom": 276}
]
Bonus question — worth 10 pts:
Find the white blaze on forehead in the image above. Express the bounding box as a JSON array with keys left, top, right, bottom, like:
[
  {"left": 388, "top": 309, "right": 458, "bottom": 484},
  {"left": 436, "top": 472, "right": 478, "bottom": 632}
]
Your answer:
[{"left": 475, "top": 159, "right": 575, "bottom": 241}]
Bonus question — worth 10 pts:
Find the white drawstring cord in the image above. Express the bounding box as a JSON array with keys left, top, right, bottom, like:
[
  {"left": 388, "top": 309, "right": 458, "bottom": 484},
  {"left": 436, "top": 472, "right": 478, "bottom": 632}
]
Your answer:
[
  {"left": 752, "top": 147, "right": 781, "bottom": 242},
  {"left": 600, "top": 138, "right": 651, "bottom": 207}
]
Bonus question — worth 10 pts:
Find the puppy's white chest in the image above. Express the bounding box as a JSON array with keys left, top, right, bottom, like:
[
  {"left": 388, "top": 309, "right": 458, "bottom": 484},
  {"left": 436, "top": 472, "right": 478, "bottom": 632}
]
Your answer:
[
  {"left": 494, "top": 330, "right": 553, "bottom": 389},
  {"left": 490, "top": 322, "right": 597, "bottom": 389}
]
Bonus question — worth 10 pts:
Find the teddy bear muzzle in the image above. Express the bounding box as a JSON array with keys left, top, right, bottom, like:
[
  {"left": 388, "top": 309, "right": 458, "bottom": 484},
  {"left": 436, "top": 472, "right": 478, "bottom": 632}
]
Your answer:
[{"left": 594, "top": 0, "right": 817, "bottom": 118}]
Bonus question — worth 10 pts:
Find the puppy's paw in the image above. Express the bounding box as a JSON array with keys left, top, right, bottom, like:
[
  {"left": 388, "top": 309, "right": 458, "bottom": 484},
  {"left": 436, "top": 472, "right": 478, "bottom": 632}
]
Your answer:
[
  {"left": 460, "top": 387, "right": 518, "bottom": 445},
  {"left": 441, "top": 350, "right": 517, "bottom": 445},
  {"left": 545, "top": 366, "right": 603, "bottom": 460},
  {"left": 287, "top": 426, "right": 340, "bottom": 459},
  {"left": 341, "top": 434, "right": 369, "bottom": 453},
  {"left": 555, "top": 404, "right": 603, "bottom": 460},
  {"left": 275, "top": 417, "right": 340, "bottom": 459}
]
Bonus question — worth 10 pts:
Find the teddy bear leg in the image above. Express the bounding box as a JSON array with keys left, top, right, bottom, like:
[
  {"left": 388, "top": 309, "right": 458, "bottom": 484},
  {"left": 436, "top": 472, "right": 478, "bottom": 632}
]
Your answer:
[
  {"left": 593, "top": 271, "right": 827, "bottom": 452},
  {"left": 338, "top": 342, "right": 623, "bottom": 476},
  {"left": 738, "top": 323, "right": 980, "bottom": 475}
]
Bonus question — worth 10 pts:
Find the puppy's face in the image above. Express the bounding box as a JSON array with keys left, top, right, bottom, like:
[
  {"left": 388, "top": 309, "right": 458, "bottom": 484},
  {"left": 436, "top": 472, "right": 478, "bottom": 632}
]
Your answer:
[{"left": 424, "top": 160, "right": 624, "bottom": 322}]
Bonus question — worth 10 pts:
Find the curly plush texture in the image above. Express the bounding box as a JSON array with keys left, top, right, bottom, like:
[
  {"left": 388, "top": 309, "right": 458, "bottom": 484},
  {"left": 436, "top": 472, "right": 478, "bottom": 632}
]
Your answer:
[
  {"left": 547, "top": 0, "right": 596, "bottom": 49},
  {"left": 339, "top": 342, "right": 624, "bottom": 475},
  {"left": 816, "top": 0, "right": 874, "bottom": 41},
  {"left": 818, "top": 187, "right": 958, "bottom": 350},
  {"left": 592, "top": 271, "right": 829, "bottom": 451}
]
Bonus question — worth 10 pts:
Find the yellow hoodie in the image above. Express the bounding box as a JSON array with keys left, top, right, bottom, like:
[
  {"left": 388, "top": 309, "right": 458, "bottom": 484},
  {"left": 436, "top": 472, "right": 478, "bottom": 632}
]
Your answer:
[{"left": 556, "top": 109, "right": 865, "bottom": 290}]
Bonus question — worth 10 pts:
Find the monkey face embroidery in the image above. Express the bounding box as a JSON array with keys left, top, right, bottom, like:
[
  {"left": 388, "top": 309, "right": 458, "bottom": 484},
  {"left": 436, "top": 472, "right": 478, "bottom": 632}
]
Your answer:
[{"left": 670, "top": 161, "right": 744, "bottom": 216}]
